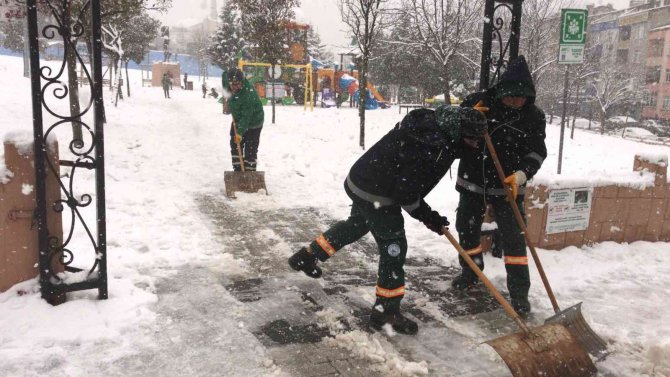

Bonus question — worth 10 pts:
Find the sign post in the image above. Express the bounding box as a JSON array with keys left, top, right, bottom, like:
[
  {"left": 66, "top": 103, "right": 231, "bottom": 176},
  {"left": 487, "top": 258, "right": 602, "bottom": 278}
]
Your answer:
[{"left": 557, "top": 8, "right": 588, "bottom": 174}]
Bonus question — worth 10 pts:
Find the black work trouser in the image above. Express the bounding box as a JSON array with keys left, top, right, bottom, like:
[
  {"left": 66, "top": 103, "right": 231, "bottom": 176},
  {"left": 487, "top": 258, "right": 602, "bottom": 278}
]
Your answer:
[
  {"left": 455, "top": 191, "right": 530, "bottom": 300},
  {"left": 310, "top": 198, "right": 408, "bottom": 312},
  {"left": 229, "top": 125, "right": 262, "bottom": 171}
]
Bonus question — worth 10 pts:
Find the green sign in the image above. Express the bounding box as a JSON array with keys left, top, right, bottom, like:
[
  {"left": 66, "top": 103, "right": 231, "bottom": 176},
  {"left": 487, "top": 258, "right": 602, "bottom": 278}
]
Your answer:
[{"left": 560, "top": 9, "right": 588, "bottom": 44}]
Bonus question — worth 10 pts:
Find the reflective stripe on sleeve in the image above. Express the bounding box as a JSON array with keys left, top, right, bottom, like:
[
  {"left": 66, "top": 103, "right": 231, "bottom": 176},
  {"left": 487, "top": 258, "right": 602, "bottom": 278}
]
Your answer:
[
  {"left": 375, "top": 285, "right": 405, "bottom": 298},
  {"left": 315, "top": 234, "right": 336, "bottom": 257}
]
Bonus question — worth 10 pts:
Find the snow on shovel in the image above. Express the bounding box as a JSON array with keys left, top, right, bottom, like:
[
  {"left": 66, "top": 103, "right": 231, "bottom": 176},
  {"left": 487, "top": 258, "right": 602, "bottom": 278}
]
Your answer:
[
  {"left": 482, "top": 130, "right": 608, "bottom": 359},
  {"left": 444, "top": 230, "right": 597, "bottom": 377}
]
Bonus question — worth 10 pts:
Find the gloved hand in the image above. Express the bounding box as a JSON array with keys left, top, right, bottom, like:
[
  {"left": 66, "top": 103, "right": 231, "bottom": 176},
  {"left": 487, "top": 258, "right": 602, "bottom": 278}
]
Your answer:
[
  {"left": 503, "top": 170, "right": 527, "bottom": 200},
  {"left": 474, "top": 100, "right": 490, "bottom": 114},
  {"left": 422, "top": 211, "right": 450, "bottom": 235},
  {"left": 233, "top": 133, "right": 242, "bottom": 144}
]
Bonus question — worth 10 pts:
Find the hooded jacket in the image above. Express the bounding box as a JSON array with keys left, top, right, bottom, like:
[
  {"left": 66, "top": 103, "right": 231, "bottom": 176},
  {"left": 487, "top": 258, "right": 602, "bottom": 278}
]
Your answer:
[
  {"left": 457, "top": 56, "right": 547, "bottom": 197},
  {"left": 221, "top": 73, "right": 264, "bottom": 135},
  {"left": 345, "top": 107, "right": 466, "bottom": 221}
]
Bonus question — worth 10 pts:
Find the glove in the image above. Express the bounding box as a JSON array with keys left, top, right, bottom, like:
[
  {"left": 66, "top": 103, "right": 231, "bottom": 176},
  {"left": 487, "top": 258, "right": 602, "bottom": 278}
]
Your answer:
[
  {"left": 503, "top": 170, "right": 527, "bottom": 200},
  {"left": 474, "top": 100, "right": 490, "bottom": 114},
  {"left": 422, "top": 211, "right": 450, "bottom": 235},
  {"left": 233, "top": 133, "right": 242, "bottom": 144}
]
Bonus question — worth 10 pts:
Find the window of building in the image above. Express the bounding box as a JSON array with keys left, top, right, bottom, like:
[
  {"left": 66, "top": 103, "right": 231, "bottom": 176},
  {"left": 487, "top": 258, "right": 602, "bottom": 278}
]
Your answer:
[
  {"left": 647, "top": 66, "right": 661, "bottom": 83},
  {"left": 664, "top": 97, "right": 670, "bottom": 110},
  {"left": 643, "top": 92, "right": 652, "bottom": 106},
  {"left": 620, "top": 26, "right": 631, "bottom": 41},
  {"left": 617, "top": 49, "right": 629, "bottom": 64},
  {"left": 667, "top": 69, "right": 670, "bottom": 82},
  {"left": 649, "top": 39, "right": 664, "bottom": 57}
]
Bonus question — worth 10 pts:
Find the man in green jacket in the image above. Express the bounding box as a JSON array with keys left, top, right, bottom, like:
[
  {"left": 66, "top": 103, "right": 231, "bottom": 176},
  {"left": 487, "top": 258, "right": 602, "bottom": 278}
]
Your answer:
[{"left": 222, "top": 68, "right": 264, "bottom": 171}]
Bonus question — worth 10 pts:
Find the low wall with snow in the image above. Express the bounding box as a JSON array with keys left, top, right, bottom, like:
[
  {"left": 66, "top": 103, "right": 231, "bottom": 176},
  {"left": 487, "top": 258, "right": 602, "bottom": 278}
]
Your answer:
[
  {"left": 0, "top": 135, "right": 62, "bottom": 293},
  {"left": 518, "top": 154, "right": 669, "bottom": 250}
]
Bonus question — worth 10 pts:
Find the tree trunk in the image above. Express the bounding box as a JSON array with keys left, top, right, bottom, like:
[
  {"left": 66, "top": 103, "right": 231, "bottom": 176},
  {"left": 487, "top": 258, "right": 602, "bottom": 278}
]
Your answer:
[
  {"left": 442, "top": 63, "right": 451, "bottom": 106},
  {"left": 125, "top": 60, "right": 130, "bottom": 97},
  {"left": 359, "top": 58, "right": 367, "bottom": 150},
  {"left": 600, "top": 110, "right": 606, "bottom": 135},
  {"left": 63, "top": 3, "right": 83, "bottom": 147},
  {"left": 271, "top": 65, "right": 276, "bottom": 125}
]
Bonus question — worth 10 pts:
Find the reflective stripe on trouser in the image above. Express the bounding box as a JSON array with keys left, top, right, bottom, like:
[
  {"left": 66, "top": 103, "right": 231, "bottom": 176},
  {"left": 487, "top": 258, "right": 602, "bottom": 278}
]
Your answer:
[
  {"left": 229, "top": 125, "right": 262, "bottom": 171},
  {"left": 309, "top": 198, "right": 407, "bottom": 312},
  {"left": 456, "top": 191, "right": 530, "bottom": 299}
]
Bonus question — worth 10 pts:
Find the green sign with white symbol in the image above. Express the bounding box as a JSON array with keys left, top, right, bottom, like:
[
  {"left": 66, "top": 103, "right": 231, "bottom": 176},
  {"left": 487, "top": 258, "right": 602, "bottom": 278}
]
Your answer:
[
  {"left": 558, "top": 9, "right": 588, "bottom": 64},
  {"left": 560, "top": 9, "right": 588, "bottom": 44}
]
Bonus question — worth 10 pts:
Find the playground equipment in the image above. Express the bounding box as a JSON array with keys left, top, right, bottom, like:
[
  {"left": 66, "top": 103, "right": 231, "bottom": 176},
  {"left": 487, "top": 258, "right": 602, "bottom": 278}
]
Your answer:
[
  {"left": 237, "top": 59, "right": 314, "bottom": 111},
  {"left": 315, "top": 68, "right": 388, "bottom": 109}
]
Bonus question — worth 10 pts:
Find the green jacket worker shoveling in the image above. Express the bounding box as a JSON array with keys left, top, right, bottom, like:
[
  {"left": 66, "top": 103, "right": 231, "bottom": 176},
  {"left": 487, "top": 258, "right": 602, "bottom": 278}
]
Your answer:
[
  {"left": 222, "top": 68, "right": 264, "bottom": 171},
  {"left": 288, "top": 106, "right": 488, "bottom": 335}
]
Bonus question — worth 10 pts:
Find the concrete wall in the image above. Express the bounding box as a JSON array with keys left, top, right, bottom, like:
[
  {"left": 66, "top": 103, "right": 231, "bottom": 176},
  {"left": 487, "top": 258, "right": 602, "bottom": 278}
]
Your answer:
[
  {"left": 0, "top": 140, "right": 62, "bottom": 293},
  {"left": 500, "top": 155, "right": 669, "bottom": 250}
]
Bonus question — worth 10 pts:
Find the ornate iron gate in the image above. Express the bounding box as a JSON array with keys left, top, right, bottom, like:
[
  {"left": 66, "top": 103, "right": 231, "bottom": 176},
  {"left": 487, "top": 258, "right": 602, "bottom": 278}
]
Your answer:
[
  {"left": 25, "top": 0, "right": 107, "bottom": 304},
  {"left": 479, "top": 0, "right": 524, "bottom": 90}
]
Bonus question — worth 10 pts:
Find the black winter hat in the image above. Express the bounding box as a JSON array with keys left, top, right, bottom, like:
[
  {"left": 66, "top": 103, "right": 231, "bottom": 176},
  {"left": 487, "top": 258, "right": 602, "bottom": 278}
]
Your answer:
[
  {"left": 435, "top": 105, "right": 487, "bottom": 141},
  {"left": 494, "top": 55, "right": 536, "bottom": 100},
  {"left": 227, "top": 68, "right": 244, "bottom": 83}
]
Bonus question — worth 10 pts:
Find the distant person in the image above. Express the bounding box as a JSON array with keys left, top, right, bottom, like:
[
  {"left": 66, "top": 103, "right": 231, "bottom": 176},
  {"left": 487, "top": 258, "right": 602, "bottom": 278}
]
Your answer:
[
  {"left": 168, "top": 72, "right": 174, "bottom": 90},
  {"left": 183, "top": 73, "right": 188, "bottom": 89},
  {"left": 209, "top": 88, "right": 219, "bottom": 99},
  {"left": 288, "top": 106, "right": 488, "bottom": 335},
  {"left": 202, "top": 81, "right": 207, "bottom": 99},
  {"left": 161, "top": 73, "right": 170, "bottom": 99},
  {"left": 222, "top": 68, "right": 264, "bottom": 172}
]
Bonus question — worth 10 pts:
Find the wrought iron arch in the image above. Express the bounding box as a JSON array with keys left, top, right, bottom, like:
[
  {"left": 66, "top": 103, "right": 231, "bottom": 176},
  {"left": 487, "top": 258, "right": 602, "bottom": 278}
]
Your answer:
[
  {"left": 479, "top": 0, "right": 524, "bottom": 90},
  {"left": 24, "top": 0, "right": 107, "bottom": 304}
]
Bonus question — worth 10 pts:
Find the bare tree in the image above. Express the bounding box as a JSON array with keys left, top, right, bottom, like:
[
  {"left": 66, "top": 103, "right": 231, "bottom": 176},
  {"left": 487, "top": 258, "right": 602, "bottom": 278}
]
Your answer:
[
  {"left": 339, "top": 0, "right": 388, "bottom": 150},
  {"left": 588, "top": 64, "right": 640, "bottom": 134},
  {"left": 394, "top": 0, "right": 483, "bottom": 103}
]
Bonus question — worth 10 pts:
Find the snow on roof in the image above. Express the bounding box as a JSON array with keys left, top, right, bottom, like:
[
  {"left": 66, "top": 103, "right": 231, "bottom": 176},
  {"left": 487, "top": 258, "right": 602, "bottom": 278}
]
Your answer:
[
  {"left": 638, "top": 153, "right": 668, "bottom": 165},
  {"left": 650, "top": 24, "right": 670, "bottom": 32}
]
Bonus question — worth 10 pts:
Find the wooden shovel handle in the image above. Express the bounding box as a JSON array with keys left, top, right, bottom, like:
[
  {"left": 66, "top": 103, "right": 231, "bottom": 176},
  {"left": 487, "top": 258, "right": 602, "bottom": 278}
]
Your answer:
[
  {"left": 232, "top": 120, "right": 245, "bottom": 172},
  {"left": 444, "top": 230, "right": 531, "bottom": 334},
  {"left": 483, "top": 132, "right": 561, "bottom": 313}
]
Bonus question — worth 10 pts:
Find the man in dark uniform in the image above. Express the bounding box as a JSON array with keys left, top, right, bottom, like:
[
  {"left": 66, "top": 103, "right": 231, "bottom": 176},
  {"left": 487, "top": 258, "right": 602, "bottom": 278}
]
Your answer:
[
  {"left": 452, "top": 56, "right": 547, "bottom": 315},
  {"left": 288, "top": 105, "right": 488, "bottom": 335}
]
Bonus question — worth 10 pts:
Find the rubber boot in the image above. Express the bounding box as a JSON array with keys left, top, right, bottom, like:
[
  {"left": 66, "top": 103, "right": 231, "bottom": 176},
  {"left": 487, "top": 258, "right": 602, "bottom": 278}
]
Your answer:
[
  {"left": 369, "top": 304, "right": 418, "bottom": 335},
  {"left": 511, "top": 297, "right": 531, "bottom": 316},
  {"left": 288, "top": 247, "right": 322, "bottom": 278}
]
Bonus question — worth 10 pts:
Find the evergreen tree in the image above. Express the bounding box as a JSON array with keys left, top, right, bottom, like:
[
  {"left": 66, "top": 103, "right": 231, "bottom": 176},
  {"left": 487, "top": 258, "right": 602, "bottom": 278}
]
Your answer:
[
  {"left": 0, "top": 19, "right": 24, "bottom": 53},
  {"left": 306, "top": 25, "right": 331, "bottom": 62},
  {"left": 207, "top": 1, "right": 246, "bottom": 69}
]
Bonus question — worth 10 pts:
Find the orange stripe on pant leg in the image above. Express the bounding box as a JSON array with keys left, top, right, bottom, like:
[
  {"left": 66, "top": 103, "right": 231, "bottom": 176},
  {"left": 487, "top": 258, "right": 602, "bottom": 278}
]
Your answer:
[
  {"left": 315, "top": 234, "right": 336, "bottom": 257},
  {"left": 375, "top": 285, "right": 405, "bottom": 298},
  {"left": 504, "top": 256, "right": 528, "bottom": 265},
  {"left": 465, "top": 245, "right": 483, "bottom": 256}
]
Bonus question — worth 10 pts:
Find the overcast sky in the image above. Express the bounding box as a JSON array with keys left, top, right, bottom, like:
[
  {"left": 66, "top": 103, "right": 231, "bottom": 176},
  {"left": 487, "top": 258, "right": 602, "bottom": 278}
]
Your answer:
[{"left": 155, "top": 0, "right": 631, "bottom": 55}]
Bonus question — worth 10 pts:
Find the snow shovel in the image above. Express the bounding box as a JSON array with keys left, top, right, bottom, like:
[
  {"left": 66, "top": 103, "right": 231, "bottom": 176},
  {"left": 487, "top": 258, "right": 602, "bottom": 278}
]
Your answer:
[
  {"left": 224, "top": 121, "right": 268, "bottom": 198},
  {"left": 444, "top": 230, "right": 597, "bottom": 377},
  {"left": 483, "top": 131, "right": 608, "bottom": 359}
]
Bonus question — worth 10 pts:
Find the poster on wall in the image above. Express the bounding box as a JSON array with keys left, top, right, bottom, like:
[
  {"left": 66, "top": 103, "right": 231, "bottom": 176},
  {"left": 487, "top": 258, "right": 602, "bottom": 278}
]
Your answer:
[{"left": 545, "top": 187, "right": 593, "bottom": 234}]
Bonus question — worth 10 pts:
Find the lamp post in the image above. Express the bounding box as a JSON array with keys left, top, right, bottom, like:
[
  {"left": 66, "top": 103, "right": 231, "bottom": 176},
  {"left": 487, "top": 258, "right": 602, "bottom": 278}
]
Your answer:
[{"left": 479, "top": 0, "right": 524, "bottom": 90}]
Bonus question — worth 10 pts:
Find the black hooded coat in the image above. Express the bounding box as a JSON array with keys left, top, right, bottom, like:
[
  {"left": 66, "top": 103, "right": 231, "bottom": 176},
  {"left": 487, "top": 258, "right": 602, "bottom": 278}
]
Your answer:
[{"left": 457, "top": 56, "right": 547, "bottom": 197}]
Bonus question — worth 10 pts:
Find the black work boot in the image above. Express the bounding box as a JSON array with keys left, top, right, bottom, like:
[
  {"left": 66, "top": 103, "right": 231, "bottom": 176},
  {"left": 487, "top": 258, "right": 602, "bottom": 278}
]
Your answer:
[
  {"left": 451, "top": 268, "right": 479, "bottom": 290},
  {"left": 511, "top": 297, "right": 531, "bottom": 316},
  {"left": 288, "top": 247, "right": 322, "bottom": 278},
  {"left": 369, "top": 305, "right": 418, "bottom": 335}
]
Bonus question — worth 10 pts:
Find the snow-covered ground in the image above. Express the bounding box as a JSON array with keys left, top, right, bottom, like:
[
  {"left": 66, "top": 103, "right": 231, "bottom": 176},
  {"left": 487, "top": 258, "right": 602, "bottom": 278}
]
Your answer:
[{"left": 1, "top": 54, "right": 669, "bottom": 376}]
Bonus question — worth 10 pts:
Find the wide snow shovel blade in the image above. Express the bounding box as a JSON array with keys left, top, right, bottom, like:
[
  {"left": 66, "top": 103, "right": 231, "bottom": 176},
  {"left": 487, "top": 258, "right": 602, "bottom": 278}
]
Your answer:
[
  {"left": 444, "top": 231, "right": 597, "bottom": 377},
  {"left": 224, "top": 171, "right": 267, "bottom": 198},
  {"left": 482, "top": 131, "right": 608, "bottom": 359},
  {"left": 224, "top": 121, "right": 268, "bottom": 198},
  {"left": 545, "top": 302, "right": 609, "bottom": 360}
]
